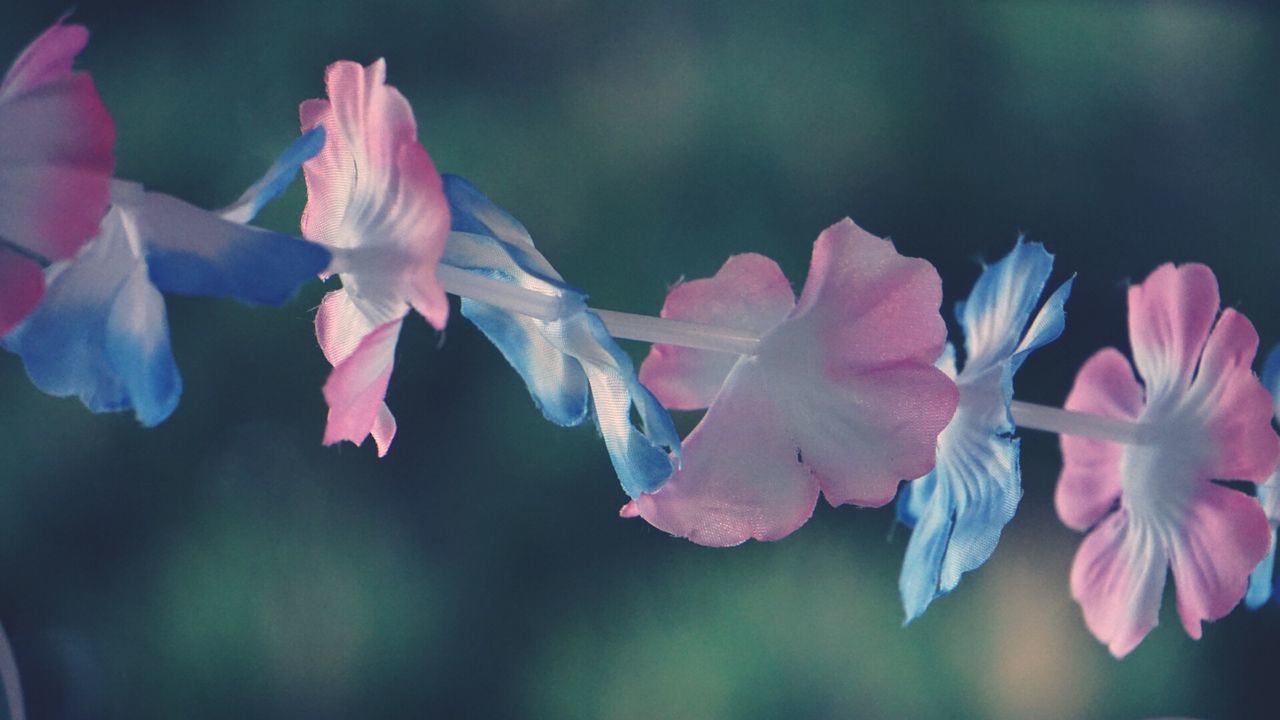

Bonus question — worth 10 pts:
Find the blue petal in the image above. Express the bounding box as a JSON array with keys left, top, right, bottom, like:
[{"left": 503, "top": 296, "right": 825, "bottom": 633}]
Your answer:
[
  {"left": 443, "top": 176, "right": 680, "bottom": 497},
  {"left": 1261, "top": 343, "right": 1280, "bottom": 417},
  {"left": 897, "top": 238, "right": 1068, "bottom": 620},
  {"left": 1012, "top": 275, "right": 1073, "bottom": 374},
  {"left": 580, "top": 310, "right": 682, "bottom": 495},
  {"left": 3, "top": 214, "right": 180, "bottom": 426},
  {"left": 219, "top": 127, "right": 326, "bottom": 224},
  {"left": 898, "top": 473, "right": 954, "bottom": 623},
  {"left": 140, "top": 193, "right": 330, "bottom": 306},
  {"left": 1246, "top": 527, "right": 1277, "bottom": 610},
  {"left": 444, "top": 174, "right": 538, "bottom": 251},
  {"left": 104, "top": 261, "right": 181, "bottom": 427},
  {"left": 461, "top": 294, "right": 591, "bottom": 427},
  {"left": 959, "top": 239, "right": 1055, "bottom": 373}
]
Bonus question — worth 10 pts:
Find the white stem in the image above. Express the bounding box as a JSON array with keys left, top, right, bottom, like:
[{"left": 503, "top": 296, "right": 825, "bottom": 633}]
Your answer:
[
  {"left": 436, "top": 264, "right": 565, "bottom": 321},
  {"left": 1010, "top": 400, "right": 1150, "bottom": 445},
  {"left": 591, "top": 309, "right": 760, "bottom": 355},
  {"left": 438, "top": 265, "right": 1153, "bottom": 446},
  {"left": 436, "top": 265, "right": 760, "bottom": 355}
]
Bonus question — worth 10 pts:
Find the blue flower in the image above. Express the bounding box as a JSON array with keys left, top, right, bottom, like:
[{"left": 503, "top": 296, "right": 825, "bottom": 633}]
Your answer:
[
  {"left": 2, "top": 128, "right": 331, "bottom": 426},
  {"left": 1246, "top": 343, "right": 1280, "bottom": 609},
  {"left": 442, "top": 175, "right": 680, "bottom": 498},
  {"left": 897, "top": 239, "right": 1073, "bottom": 622}
]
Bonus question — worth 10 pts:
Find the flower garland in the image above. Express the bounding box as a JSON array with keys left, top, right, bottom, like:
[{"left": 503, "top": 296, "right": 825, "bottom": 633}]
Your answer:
[{"left": 2, "top": 21, "right": 1278, "bottom": 710}]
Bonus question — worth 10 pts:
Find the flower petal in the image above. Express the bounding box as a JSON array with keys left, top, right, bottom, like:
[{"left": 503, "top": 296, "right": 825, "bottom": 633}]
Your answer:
[
  {"left": 631, "top": 219, "right": 955, "bottom": 544},
  {"left": 1168, "top": 484, "right": 1270, "bottom": 637},
  {"left": 625, "top": 371, "right": 821, "bottom": 546},
  {"left": 638, "top": 253, "right": 794, "bottom": 410},
  {"left": 0, "top": 19, "right": 113, "bottom": 261},
  {"left": 104, "top": 259, "right": 181, "bottom": 427},
  {"left": 786, "top": 219, "right": 956, "bottom": 506},
  {"left": 898, "top": 479, "right": 954, "bottom": 622},
  {"left": 956, "top": 238, "right": 1053, "bottom": 371},
  {"left": 1056, "top": 348, "right": 1144, "bottom": 532},
  {"left": 1127, "top": 263, "right": 1218, "bottom": 401},
  {"left": 1069, "top": 511, "right": 1167, "bottom": 658},
  {"left": 301, "top": 59, "right": 448, "bottom": 330},
  {"left": 3, "top": 212, "right": 178, "bottom": 425},
  {"left": 461, "top": 294, "right": 590, "bottom": 427},
  {"left": 219, "top": 126, "right": 327, "bottom": 224},
  {"left": 315, "top": 287, "right": 376, "bottom": 366},
  {"left": 897, "top": 241, "right": 1071, "bottom": 621},
  {"left": 1245, "top": 525, "right": 1277, "bottom": 610},
  {"left": 1191, "top": 308, "right": 1279, "bottom": 483},
  {"left": 139, "top": 192, "right": 330, "bottom": 306},
  {"left": 0, "top": 247, "right": 45, "bottom": 336},
  {"left": 321, "top": 317, "right": 402, "bottom": 457},
  {"left": 443, "top": 176, "right": 678, "bottom": 496},
  {"left": 0, "top": 19, "right": 87, "bottom": 99}
]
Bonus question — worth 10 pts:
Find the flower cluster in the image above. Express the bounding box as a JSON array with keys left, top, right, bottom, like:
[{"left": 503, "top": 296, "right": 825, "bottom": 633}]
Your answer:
[{"left": 4, "top": 17, "right": 1280, "bottom": 681}]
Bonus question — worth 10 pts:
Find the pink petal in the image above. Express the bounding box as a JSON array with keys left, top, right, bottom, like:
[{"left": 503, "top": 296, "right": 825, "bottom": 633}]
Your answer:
[
  {"left": 787, "top": 219, "right": 955, "bottom": 505},
  {"left": 300, "top": 59, "right": 448, "bottom": 330},
  {"left": 638, "top": 253, "right": 794, "bottom": 410},
  {"left": 627, "top": 376, "right": 821, "bottom": 546},
  {"left": 1056, "top": 348, "right": 1144, "bottom": 531},
  {"left": 0, "top": 247, "right": 45, "bottom": 335},
  {"left": 1127, "top": 263, "right": 1218, "bottom": 401},
  {"left": 1069, "top": 510, "right": 1167, "bottom": 658},
  {"left": 1192, "top": 308, "right": 1280, "bottom": 482},
  {"left": 1169, "top": 484, "right": 1271, "bottom": 638},
  {"left": 315, "top": 288, "right": 376, "bottom": 366},
  {"left": 0, "top": 21, "right": 113, "bottom": 261},
  {"left": 0, "top": 18, "right": 88, "bottom": 99},
  {"left": 322, "top": 318, "right": 403, "bottom": 457},
  {"left": 797, "top": 219, "right": 948, "bottom": 370},
  {"left": 631, "top": 219, "right": 955, "bottom": 545}
]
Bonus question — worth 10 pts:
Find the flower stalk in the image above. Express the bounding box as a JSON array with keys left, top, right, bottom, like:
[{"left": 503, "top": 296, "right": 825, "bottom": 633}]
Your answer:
[{"left": 438, "top": 260, "right": 1149, "bottom": 446}]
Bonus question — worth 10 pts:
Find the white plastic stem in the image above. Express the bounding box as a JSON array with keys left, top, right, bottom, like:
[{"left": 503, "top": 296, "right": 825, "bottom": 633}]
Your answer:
[
  {"left": 438, "top": 264, "right": 1150, "bottom": 445},
  {"left": 1010, "top": 400, "right": 1150, "bottom": 445},
  {"left": 436, "top": 264, "right": 565, "bottom": 321},
  {"left": 590, "top": 309, "right": 760, "bottom": 355},
  {"left": 436, "top": 265, "right": 760, "bottom": 355}
]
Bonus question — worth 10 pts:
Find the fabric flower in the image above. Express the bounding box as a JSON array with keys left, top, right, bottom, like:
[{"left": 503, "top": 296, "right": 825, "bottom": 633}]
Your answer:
[
  {"left": 300, "top": 59, "right": 449, "bottom": 456},
  {"left": 897, "top": 240, "right": 1073, "bottom": 622},
  {"left": 442, "top": 175, "right": 680, "bottom": 498},
  {"left": 1245, "top": 343, "right": 1280, "bottom": 609},
  {"left": 0, "top": 17, "right": 114, "bottom": 334},
  {"left": 622, "top": 218, "right": 958, "bottom": 546},
  {"left": 1056, "top": 263, "right": 1280, "bottom": 657},
  {"left": 2, "top": 129, "right": 330, "bottom": 426}
]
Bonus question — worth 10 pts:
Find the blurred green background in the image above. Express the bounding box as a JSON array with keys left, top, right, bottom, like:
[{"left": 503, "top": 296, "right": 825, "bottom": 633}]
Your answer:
[{"left": 3, "top": 0, "right": 1280, "bottom": 717}]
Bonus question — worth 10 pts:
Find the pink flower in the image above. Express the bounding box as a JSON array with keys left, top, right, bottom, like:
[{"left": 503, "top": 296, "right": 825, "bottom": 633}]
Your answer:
[
  {"left": 1056, "top": 263, "right": 1280, "bottom": 657},
  {"left": 623, "top": 218, "right": 958, "bottom": 546},
  {"left": 300, "top": 59, "right": 449, "bottom": 455},
  {"left": 0, "top": 17, "right": 114, "bottom": 334}
]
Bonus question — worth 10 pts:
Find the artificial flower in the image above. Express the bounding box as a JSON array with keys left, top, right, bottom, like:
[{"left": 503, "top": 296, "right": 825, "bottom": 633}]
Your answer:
[
  {"left": 0, "top": 17, "right": 114, "bottom": 334},
  {"left": 897, "top": 239, "right": 1072, "bottom": 622},
  {"left": 623, "top": 218, "right": 958, "bottom": 546},
  {"left": 1056, "top": 263, "right": 1280, "bottom": 657},
  {"left": 3, "top": 129, "right": 330, "bottom": 426},
  {"left": 442, "top": 175, "right": 680, "bottom": 498},
  {"left": 301, "top": 58, "right": 449, "bottom": 455}
]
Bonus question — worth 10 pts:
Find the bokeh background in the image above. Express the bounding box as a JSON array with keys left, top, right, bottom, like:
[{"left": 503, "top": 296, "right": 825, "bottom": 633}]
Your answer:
[{"left": 3, "top": 0, "right": 1280, "bottom": 717}]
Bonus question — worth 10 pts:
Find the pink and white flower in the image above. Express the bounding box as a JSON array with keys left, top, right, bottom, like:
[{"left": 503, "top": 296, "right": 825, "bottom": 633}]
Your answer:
[
  {"left": 0, "top": 18, "right": 114, "bottom": 334},
  {"left": 623, "top": 218, "right": 958, "bottom": 546},
  {"left": 1056, "top": 263, "right": 1280, "bottom": 657},
  {"left": 300, "top": 58, "right": 450, "bottom": 455}
]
